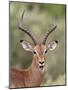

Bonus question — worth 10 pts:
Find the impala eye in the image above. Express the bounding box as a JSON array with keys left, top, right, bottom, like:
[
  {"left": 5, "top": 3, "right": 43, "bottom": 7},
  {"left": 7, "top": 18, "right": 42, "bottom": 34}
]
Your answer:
[
  {"left": 45, "top": 50, "right": 48, "bottom": 54},
  {"left": 33, "top": 50, "right": 37, "bottom": 54}
]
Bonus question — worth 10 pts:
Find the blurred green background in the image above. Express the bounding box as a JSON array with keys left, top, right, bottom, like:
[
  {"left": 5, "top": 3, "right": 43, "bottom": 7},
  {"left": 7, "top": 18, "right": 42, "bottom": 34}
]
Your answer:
[{"left": 9, "top": 1, "right": 66, "bottom": 86}]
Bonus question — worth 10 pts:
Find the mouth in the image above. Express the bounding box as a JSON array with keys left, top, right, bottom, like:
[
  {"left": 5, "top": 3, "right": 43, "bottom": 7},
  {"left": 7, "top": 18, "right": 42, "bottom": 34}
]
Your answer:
[{"left": 39, "top": 65, "right": 44, "bottom": 70}]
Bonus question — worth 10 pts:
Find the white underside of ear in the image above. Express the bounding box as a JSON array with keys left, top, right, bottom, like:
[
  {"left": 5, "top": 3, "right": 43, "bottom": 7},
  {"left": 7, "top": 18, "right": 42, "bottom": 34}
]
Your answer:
[
  {"left": 48, "top": 41, "right": 58, "bottom": 51},
  {"left": 49, "top": 43, "right": 57, "bottom": 50},
  {"left": 22, "top": 44, "right": 30, "bottom": 51},
  {"left": 21, "top": 41, "right": 33, "bottom": 52}
]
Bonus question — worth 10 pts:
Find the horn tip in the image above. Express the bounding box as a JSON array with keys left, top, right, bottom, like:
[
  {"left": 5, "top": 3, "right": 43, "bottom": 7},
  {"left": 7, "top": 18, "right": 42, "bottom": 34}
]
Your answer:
[
  {"left": 20, "top": 40, "right": 23, "bottom": 42},
  {"left": 55, "top": 40, "right": 58, "bottom": 44}
]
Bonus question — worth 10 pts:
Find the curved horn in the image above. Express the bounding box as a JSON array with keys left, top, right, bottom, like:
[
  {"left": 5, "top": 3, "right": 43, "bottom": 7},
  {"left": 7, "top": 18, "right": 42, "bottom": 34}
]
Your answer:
[
  {"left": 42, "top": 25, "right": 57, "bottom": 45},
  {"left": 18, "top": 11, "right": 37, "bottom": 45}
]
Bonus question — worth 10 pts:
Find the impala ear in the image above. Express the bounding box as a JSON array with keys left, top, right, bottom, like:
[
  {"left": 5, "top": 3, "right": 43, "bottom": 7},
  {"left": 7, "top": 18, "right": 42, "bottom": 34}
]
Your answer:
[
  {"left": 48, "top": 40, "right": 58, "bottom": 51},
  {"left": 20, "top": 40, "right": 33, "bottom": 52}
]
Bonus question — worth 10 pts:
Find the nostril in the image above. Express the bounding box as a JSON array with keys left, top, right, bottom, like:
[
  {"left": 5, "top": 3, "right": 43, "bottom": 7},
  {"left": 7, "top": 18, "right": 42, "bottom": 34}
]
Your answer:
[{"left": 39, "top": 61, "right": 44, "bottom": 64}]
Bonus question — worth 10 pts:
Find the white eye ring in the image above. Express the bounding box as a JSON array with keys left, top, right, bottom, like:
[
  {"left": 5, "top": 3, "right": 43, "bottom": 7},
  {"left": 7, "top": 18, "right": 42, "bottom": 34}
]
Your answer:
[
  {"left": 33, "top": 51, "right": 36, "bottom": 54},
  {"left": 44, "top": 48, "right": 48, "bottom": 54},
  {"left": 45, "top": 50, "right": 48, "bottom": 53},
  {"left": 33, "top": 50, "right": 37, "bottom": 54}
]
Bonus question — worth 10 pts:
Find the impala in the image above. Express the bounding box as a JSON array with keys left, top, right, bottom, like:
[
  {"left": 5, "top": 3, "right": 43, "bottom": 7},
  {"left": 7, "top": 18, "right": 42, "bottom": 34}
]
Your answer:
[{"left": 10, "top": 11, "right": 58, "bottom": 88}]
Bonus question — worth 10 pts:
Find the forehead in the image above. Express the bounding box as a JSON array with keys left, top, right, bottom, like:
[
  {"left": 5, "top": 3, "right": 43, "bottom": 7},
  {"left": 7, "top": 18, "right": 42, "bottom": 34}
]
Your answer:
[{"left": 34, "top": 44, "right": 47, "bottom": 52}]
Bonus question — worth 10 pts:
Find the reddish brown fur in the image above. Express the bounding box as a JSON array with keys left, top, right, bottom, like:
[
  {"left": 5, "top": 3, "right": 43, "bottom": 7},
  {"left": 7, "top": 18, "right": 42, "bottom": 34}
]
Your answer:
[{"left": 10, "top": 45, "right": 47, "bottom": 88}]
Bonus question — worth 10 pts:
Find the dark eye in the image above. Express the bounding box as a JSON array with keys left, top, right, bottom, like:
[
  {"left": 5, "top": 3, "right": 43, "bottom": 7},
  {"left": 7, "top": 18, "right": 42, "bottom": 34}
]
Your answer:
[
  {"left": 45, "top": 50, "right": 48, "bottom": 54},
  {"left": 33, "top": 50, "right": 36, "bottom": 54}
]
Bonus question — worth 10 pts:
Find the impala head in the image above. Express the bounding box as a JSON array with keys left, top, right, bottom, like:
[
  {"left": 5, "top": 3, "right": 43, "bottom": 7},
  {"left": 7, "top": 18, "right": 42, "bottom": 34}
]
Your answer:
[{"left": 19, "top": 11, "right": 58, "bottom": 72}]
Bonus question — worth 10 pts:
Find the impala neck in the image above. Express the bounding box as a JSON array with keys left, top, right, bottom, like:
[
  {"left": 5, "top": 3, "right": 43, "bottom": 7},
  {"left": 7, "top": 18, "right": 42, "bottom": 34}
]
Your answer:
[{"left": 27, "top": 57, "right": 43, "bottom": 85}]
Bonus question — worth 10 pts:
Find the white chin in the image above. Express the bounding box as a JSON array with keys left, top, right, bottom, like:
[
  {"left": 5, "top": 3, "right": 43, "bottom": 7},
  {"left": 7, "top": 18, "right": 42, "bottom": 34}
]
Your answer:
[{"left": 39, "top": 66, "right": 45, "bottom": 72}]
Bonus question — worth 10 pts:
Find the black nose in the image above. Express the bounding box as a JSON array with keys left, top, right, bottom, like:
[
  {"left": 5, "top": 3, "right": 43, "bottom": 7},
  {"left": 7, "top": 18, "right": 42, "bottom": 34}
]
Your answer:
[{"left": 39, "top": 61, "right": 44, "bottom": 64}]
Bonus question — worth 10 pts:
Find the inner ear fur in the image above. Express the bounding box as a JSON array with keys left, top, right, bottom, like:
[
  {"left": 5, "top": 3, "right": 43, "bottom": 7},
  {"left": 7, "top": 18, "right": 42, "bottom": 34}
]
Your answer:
[
  {"left": 20, "top": 40, "right": 34, "bottom": 52},
  {"left": 48, "top": 40, "right": 58, "bottom": 51}
]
